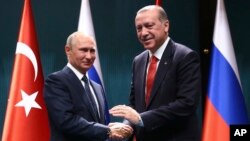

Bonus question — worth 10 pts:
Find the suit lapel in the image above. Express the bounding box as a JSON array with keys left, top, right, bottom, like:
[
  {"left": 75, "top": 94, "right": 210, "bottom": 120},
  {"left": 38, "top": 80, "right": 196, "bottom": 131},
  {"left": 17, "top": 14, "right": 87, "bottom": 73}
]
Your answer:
[
  {"left": 138, "top": 52, "right": 150, "bottom": 109},
  {"left": 63, "top": 66, "right": 100, "bottom": 122},
  {"left": 147, "top": 40, "right": 175, "bottom": 107},
  {"left": 90, "top": 81, "right": 105, "bottom": 123},
  {"left": 82, "top": 81, "right": 100, "bottom": 122}
]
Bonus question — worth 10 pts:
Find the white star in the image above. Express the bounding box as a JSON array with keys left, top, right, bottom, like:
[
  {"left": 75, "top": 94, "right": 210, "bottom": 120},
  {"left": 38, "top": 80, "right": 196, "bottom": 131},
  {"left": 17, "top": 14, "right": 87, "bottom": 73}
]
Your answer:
[{"left": 15, "top": 90, "right": 42, "bottom": 117}]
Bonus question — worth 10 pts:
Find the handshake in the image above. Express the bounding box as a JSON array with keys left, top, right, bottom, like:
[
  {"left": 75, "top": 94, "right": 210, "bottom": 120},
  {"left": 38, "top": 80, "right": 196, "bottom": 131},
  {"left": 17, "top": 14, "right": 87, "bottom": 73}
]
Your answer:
[
  {"left": 108, "top": 122, "right": 133, "bottom": 140},
  {"left": 108, "top": 105, "right": 141, "bottom": 140}
]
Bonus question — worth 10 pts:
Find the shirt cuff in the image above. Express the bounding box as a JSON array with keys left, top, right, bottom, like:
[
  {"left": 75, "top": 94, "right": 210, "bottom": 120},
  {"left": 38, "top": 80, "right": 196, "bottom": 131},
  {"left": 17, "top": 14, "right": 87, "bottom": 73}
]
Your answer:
[{"left": 137, "top": 116, "right": 144, "bottom": 127}]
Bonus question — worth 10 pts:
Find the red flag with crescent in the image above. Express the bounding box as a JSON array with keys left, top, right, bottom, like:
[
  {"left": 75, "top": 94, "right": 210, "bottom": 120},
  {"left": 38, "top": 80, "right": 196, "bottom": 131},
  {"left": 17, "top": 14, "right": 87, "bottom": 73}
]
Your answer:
[{"left": 1, "top": 0, "right": 50, "bottom": 140}]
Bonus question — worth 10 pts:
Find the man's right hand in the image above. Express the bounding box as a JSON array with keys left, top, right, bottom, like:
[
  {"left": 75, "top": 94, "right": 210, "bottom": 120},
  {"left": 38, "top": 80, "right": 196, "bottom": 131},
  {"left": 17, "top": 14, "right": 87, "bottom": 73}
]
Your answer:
[{"left": 108, "top": 122, "right": 133, "bottom": 140}]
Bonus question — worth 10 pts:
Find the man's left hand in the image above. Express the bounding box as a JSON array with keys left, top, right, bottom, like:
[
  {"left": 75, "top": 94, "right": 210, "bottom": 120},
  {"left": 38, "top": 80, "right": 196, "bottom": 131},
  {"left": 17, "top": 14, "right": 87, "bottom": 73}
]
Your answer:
[{"left": 109, "top": 105, "right": 141, "bottom": 125}]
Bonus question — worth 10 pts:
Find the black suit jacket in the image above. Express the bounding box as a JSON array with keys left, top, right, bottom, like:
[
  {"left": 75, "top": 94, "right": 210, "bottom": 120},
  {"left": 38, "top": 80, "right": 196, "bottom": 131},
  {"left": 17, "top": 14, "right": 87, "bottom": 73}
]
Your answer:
[
  {"left": 44, "top": 66, "right": 109, "bottom": 141},
  {"left": 129, "top": 40, "right": 201, "bottom": 141}
]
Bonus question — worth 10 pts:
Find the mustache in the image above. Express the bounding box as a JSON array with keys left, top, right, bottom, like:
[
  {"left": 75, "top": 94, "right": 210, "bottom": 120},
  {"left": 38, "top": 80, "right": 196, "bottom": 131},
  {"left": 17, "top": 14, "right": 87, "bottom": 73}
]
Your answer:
[{"left": 141, "top": 35, "right": 152, "bottom": 41}]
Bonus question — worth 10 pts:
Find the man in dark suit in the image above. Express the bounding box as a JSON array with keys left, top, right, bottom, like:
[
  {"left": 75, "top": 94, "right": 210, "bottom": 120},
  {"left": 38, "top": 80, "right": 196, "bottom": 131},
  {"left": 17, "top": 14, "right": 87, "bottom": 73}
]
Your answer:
[
  {"left": 44, "top": 32, "right": 132, "bottom": 141},
  {"left": 110, "top": 5, "right": 201, "bottom": 141}
]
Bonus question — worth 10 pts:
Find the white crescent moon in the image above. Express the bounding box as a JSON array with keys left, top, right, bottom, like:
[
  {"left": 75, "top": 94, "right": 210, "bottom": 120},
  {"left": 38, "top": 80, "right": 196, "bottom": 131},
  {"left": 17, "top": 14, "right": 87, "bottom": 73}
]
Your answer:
[{"left": 16, "top": 42, "right": 38, "bottom": 81}]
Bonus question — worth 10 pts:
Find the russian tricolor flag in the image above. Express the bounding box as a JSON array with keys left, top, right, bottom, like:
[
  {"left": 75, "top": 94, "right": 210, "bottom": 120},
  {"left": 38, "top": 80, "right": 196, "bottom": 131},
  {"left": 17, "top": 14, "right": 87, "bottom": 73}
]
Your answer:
[
  {"left": 202, "top": 0, "right": 249, "bottom": 140},
  {"left": 77, "top": 0, "right": 110, "bottom": 124}
]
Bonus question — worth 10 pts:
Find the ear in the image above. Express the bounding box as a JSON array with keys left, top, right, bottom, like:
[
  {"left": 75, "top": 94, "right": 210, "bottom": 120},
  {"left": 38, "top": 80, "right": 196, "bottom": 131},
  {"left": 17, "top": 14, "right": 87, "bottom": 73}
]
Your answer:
[
  {"left": 164, "top": 20, "right": 169, "bottom": 33},
  {"left": 65, "top": 46, "right": 71, "bottom": 56}
]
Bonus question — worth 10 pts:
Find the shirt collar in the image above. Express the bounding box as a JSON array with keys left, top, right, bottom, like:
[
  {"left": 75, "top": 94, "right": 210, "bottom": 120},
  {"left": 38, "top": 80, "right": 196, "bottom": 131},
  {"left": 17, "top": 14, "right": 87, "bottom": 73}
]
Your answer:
[
  {"left": 67, "top": 63, "right": 84, "bottom": 81},
  {"left": 148, "top": 37, "right": 170, "bottom": 60}
]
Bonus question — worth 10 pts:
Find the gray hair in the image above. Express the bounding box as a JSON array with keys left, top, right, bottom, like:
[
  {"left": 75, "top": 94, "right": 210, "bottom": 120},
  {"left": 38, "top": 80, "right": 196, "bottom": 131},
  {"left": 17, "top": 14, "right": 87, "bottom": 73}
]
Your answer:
[{"left": 137, "top": 5, "right": 168, "bottom": 22}]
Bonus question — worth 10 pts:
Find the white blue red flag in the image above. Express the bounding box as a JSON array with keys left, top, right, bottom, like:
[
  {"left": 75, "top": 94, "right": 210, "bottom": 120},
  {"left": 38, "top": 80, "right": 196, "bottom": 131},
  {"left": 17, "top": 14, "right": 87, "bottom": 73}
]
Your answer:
[
  {"left": 202, "top": 0, "right": 249, "bottom": 140},
  {"left": 77, "top": 0, "right": 110, "bottom": 124}
]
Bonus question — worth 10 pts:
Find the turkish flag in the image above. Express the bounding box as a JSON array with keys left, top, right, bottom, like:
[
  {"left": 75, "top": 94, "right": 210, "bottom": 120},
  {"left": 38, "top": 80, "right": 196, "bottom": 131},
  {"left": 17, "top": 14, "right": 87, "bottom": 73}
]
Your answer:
[
  {"left": 155, "top": 0, "right": 162, "bottom": 6},
  {"left": 1, "top": 0, "right": 50, "bottom": 140}
]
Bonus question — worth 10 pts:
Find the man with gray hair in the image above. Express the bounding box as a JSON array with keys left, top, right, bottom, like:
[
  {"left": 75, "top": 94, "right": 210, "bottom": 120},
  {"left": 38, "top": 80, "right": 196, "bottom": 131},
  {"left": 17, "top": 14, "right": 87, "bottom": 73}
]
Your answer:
[{"left": 110, "top": 5, "right": 201, "bottom": 141}]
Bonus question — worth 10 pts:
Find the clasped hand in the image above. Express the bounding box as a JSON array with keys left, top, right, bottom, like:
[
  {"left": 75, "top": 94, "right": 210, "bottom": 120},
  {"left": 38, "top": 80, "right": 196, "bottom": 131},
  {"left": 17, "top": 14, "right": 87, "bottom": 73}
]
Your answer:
[{"left": 108, "top": 122, "right": 133, "bottom": 140}]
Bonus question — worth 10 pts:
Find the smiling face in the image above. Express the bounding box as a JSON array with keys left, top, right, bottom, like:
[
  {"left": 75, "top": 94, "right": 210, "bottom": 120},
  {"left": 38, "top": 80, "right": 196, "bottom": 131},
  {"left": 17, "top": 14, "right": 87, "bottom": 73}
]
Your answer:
[
  {"left": 135, "top": 6, "right": 169, "bottom": 53},
  {"left": 65, "top": 32, "right": 96, "bottom": 74}
]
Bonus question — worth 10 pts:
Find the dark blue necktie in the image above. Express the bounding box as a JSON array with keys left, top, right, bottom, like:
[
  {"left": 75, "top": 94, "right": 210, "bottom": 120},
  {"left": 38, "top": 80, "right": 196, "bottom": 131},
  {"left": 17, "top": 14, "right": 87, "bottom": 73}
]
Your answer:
[{"left": 82, "top": 75, "right": 100, "bottom": 120}]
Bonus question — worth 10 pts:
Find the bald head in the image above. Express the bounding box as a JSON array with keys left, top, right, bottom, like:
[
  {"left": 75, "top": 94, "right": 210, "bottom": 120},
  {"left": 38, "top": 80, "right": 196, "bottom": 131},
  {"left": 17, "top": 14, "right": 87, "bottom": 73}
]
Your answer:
[{"left": 66, "top": 31, "right": 96, "bottom": 49}]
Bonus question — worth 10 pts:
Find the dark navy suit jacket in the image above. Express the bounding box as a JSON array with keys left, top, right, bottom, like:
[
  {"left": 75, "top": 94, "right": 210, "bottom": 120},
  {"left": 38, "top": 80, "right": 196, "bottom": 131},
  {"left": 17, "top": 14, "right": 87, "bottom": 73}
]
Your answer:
[
  {"left": 129, "top": 39, "right": 201, "bottom": 141},
  {"left": 44, "top": 66, "right": 108, "bottom": 141}
]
